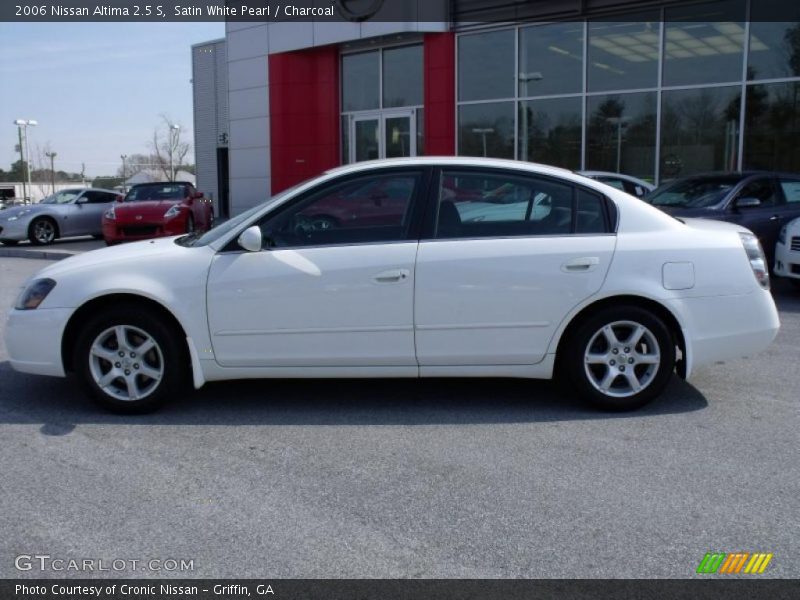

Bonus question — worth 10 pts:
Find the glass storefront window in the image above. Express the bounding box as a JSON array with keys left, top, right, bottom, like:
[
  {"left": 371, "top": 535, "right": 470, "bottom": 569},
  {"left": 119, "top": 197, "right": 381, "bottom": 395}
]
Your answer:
[
  {"left": 586, "top": 92, "right": 657, "bottom": 181},
  {"left": 458, "top": 102, "right": 515, "bottom": 159},
  {"left": 518, "top": 97, "right": 582, "bottom": 169},
  {"left": 342, "top": 51, "right": 380, "bottom": 112},
  {"left": 383, "top": 45, "right": 424, "bottom": 108},
  {"left": 663, "top": 0, "right": 746, "bottom": 86},
  {"left": 748, "top": 0, "right": 800, "bottom": 80},
  {"left": 743, "top": 82, "right": 800, "bottom": 172},
  {"left": 519, "top": 22, "right": 584, "bottom": 97},
  {"left": 587, "top": 15, "right": 660, "bottom": 92},
  {"left": 458, "top": 29, "right": 515, "bottom": 101},
  {"left": 660, "top": 86, "right": 741, "bottom": 179}
]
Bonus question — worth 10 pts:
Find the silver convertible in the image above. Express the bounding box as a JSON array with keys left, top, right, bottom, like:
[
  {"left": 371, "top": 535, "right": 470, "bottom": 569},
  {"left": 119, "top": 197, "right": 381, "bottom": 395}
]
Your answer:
[{"left": 0, "top": 188, "right": 121, "bottom": 246}]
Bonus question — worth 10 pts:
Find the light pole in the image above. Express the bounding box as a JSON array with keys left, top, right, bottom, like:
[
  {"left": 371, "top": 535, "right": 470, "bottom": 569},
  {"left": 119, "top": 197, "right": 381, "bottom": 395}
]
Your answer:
[
  {"left": 471, "top": 128, "right": 495, "bottom": 157},
  {"left": 168, "top": 124, "right": 180, "bottom": 181},
  {"left": 45, "top": 151, "right": 57, "bottom": 195},
  {"left": 518, "top": 72, "right": 543, "bottom": 161},
  {"left": 14, "top": 119, "right": 37, "bottom": 204},
  {"left": 120, "top": 154, "right": 128, "bottom": 192},
  {"left": 606, "top": 116, "right": 631, "bottom": 173}
]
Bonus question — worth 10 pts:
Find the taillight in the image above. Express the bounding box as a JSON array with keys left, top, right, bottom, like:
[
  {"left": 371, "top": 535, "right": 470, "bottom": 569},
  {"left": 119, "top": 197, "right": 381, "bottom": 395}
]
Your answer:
[{"left": 739, "top": 232, "right": 769, "bottom": 290}]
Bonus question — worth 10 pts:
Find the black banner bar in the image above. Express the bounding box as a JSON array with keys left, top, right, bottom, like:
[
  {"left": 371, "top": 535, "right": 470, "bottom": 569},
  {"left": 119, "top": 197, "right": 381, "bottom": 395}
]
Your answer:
[
  {"left": 2, "top": 0, "right": 800, "bottom": 23},
  {"left": 2, "top": 579, "right": 800, "bottom": 600}
]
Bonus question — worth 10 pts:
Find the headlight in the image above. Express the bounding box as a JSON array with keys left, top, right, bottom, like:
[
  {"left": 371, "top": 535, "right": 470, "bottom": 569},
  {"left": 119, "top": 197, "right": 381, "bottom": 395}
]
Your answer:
[
  {"left": 739, "top": 232, "right": 769, "bottom": 290},
  {"left": 164, "top": 205, "right": 181, "bottom": 218},
  {"left": 104, "top": 206, "right": 115, "bottom": 220},
  {"left": 778, "top": 225, "right": 787, "bottom": 245},
  {"left": 15, "top": 278, "right": 57, "bottom": 310}
]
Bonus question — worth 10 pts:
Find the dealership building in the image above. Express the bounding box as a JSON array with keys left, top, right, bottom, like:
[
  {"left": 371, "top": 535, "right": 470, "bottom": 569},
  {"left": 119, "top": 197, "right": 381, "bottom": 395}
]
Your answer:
[{"left": 192, "top": 0, "right": 800, "bottom": 217}]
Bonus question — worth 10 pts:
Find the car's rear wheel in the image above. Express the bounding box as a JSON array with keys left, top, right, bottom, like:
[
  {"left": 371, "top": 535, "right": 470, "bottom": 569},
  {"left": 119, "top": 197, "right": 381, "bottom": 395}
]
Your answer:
[
  {"left": 562, "top": 306, "right": 675, "bottom": 411},
  {"left": 74, "top": 305, "right": 187, "bottom": 413},
  {"left": 0, "top": 239, "right": 19, "bottom": 246},
  {"left": 28, "top": 217, "right": 58, "bottom": 245}
]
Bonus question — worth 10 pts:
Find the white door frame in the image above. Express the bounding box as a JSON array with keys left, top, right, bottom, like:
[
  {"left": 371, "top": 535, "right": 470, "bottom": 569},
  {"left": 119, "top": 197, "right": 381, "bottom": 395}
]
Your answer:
[{"left": 349, "top": 109, "right": 417, "bottom": 164}]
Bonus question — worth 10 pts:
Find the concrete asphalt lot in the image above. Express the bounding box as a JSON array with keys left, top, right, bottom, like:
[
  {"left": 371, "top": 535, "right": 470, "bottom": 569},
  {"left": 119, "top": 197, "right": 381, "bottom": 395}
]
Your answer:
[{"left": 0, "top": 254, "right": 798, "bottom": 579}]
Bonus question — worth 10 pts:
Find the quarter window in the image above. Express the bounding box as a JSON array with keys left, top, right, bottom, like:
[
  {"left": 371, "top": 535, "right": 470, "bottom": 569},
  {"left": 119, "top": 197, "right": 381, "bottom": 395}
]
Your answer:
[
  {"left": 435, "top": 171, "right": 609, "bottom": 239},
  {"left": 259, "top": 173, "right": 420, "bottom": 248}
]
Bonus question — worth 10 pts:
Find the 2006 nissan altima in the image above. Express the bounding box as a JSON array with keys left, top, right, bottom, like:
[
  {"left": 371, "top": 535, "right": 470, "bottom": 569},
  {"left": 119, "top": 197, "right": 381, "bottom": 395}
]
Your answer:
[{"left": 5, "top": 158, "right": 780, "bottom": 413}]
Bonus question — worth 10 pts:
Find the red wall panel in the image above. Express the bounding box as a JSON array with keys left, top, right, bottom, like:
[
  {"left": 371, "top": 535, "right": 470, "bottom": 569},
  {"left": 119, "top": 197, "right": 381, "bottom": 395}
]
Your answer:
[
  {"left": 269, "top": 46, "right": 340, "bottom": 195},
  {"left": 423, "top": 32, "right": 456, "bottom": 156}
]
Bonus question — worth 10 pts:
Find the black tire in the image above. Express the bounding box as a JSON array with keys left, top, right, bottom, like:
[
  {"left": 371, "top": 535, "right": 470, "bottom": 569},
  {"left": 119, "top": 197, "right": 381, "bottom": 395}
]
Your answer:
[
  {"left": 186, "top": 214, "right": 195, "bottom": 233},
  {"left": 92, "top": 234, "right": 104, "bottom": 240},
  {"left": 0, "top": 239, "right": 19, "bottom": 246},
  {"left": 74, "top": 304, "right": 188, "bottom": 413},
  {"left": 105, "top": 240, "right": 118, "bottom": 246},
  {"left": 28, "top": 217, "right": 58, "bottom": 246},
  {"left": 561, "top": 305, "right": 675, "bottom": 411}
]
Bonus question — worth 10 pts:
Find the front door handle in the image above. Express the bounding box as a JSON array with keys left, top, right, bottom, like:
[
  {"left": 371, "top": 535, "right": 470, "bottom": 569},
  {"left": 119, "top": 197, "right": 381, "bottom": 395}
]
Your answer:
[
  {"left": 562, "top": 257, "right": 600, "bottom": 272},
  {"left": 373, "top": 268, "right": 410, "bottom": 283},
  {"left": 769, "top": 215, "right": 781, "bottom": 221}
]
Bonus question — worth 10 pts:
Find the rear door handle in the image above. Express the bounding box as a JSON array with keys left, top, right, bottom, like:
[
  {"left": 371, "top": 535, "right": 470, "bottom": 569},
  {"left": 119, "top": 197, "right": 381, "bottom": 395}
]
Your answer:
[
  {"left": 373, "top": 268, "right": 410, "bottom": 283},
  {"left": 562, "top": 257, "right": 600, "bottom": 272}
]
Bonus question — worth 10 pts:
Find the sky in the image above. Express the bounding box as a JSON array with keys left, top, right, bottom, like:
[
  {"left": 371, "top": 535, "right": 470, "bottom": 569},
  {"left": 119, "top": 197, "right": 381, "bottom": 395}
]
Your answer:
[{"left": 0, "top": 22, "right": 224, "bottom": 177}]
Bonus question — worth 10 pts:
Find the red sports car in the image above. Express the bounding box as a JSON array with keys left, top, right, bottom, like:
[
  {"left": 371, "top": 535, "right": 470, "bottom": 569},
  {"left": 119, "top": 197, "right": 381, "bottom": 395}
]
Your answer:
[{"left": 103, "top": 182, "right": 214, "bottom": 245}]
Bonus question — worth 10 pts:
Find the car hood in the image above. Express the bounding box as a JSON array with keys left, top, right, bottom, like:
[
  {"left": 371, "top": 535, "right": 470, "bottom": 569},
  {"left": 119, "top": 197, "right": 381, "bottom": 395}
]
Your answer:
[
  {"left": 116, "top": 200, "right": 180, "bottom": 215},
  {"left": 0, "top": 204, "right": 48, "bottom": 219},
  {"left": 35, "top": 236, "right": 194, "bottom": 279}
]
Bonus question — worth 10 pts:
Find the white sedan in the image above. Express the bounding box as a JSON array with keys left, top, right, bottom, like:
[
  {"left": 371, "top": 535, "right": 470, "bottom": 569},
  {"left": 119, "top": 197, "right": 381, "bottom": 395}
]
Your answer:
[
  {"left": 775, "top": 216, "right": 800, "bottom": 287},
  {"left": 5, "top": 158, "right": 780, "bottom": 413}
]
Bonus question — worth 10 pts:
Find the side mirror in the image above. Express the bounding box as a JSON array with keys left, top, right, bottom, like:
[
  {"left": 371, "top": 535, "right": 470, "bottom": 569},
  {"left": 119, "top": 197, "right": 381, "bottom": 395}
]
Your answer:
[
  {"left": 736, "top": 196, "right": 761, "bottom": 209},
  {"left": 237, "top": 225, "right": 263, "bottom": 252}
]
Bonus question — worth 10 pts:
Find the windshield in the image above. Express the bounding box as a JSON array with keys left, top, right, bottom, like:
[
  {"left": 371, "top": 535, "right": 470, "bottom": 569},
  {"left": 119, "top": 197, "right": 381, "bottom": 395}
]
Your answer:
[
  {"left": 41, "top": 190, "right": 81, "bottom": 204},
  {"left": 646, "top": 176, "right": 741, "bottom": 209},
  {"left": 177, "top": 181, "right": 308, "bottom": 248},
  {"left": 124, "top": 184, "right": 187, "bottom": 202}
]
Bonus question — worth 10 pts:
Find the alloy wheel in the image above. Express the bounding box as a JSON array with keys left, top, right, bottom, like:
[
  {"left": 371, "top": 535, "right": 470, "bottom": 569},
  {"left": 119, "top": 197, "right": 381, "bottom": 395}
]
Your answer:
[
  {"left": 33, "top": 220, "right": 55, "bottom": 244},
  {"left": 88, "top": 325, "right": 164, "bottom": 402},
  {"left": 583, "top": 320, "right": 661, "bottom": 398}
]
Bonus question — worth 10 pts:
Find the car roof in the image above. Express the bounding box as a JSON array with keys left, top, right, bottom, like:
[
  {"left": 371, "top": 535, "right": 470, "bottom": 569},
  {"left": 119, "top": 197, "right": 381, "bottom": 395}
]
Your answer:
[{"left": 324, "top": 156, "right": 577, "bottom": 180}]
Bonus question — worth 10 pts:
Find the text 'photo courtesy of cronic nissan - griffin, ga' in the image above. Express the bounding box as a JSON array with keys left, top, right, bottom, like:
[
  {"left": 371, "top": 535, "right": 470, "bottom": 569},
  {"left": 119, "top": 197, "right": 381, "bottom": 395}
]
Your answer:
[{"left": 5, "top": 158, "right": 779, "bottom": 414}]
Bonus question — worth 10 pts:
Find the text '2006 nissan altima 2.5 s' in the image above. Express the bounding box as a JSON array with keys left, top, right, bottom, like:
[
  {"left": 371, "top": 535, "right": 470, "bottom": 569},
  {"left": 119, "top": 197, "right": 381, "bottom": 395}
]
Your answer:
[{"left": 5, "top": 158, "right": 780, "bottom": 413}]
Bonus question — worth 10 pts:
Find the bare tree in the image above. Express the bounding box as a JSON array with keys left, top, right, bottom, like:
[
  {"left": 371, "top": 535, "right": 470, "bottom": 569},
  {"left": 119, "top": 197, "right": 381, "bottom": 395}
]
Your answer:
[{"left": 150, "top": 115, "right": 190, "bottom": 181}]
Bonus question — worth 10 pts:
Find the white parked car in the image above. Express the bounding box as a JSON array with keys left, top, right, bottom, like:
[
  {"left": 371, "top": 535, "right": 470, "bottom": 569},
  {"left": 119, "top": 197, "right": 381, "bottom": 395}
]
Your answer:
[
  {"left": 775, "top": 216, "right": 800, "bottom": 287},
  {"left": 578, "top": 171, "right": 655, "bottom": 198},
  {"left": 5, "top": 158, "right": 779, "bottom": 413}
]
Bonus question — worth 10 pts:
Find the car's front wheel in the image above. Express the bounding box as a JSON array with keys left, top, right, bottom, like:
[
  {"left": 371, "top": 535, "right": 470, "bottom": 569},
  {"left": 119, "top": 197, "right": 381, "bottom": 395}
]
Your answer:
[
  {"left": 74, "top": 305, "right": 187, "bottom": 413},
  {"left": 562, "top": 306, "right": 675, "bottom": 411},
  {"left": 28, "top": 217, "right": 58, "bottom": 245}
]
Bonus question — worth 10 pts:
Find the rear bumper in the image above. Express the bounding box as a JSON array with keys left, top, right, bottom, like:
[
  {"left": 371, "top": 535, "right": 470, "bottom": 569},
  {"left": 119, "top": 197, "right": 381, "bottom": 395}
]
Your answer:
[
  {"left": 675, "top": 289, "right": 779, "bottom": 376},
  {"left": 774, "top": 240, "right": 800, "bottom": 280},
  {"left": 5, "top": 307, "right": 72, "bottom": 377}
]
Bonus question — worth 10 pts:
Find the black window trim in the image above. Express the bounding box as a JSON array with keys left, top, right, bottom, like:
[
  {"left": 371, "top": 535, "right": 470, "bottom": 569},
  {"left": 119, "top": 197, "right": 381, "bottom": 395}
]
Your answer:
[
  {"left": 419, "top": 166, "right": 618, "bottom": 241},
  {"left": 219, "top": 166, "right": 433, "bottom": 253}
]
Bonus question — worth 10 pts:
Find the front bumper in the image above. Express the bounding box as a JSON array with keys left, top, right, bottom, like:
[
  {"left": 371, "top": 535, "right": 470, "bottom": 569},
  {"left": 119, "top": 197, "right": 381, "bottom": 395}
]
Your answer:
[
  {"left": 774, "top": 240, "right": 800, "bottom": 280},
  {"left": 5, "top": 307, "right": 73, "bottom": 376},
  {"left": 103, "top": 218, "right": 185, "bottom": 242},
  {"left": 0, "top": 218, "right": 29, "bottom": 241}
]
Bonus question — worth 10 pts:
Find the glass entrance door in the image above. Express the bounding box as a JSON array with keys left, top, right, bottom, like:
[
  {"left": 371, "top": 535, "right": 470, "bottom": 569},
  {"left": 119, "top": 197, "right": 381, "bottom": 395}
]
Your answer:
[{"left": 349, "top": 110, "right": 417, "bottom": 163}]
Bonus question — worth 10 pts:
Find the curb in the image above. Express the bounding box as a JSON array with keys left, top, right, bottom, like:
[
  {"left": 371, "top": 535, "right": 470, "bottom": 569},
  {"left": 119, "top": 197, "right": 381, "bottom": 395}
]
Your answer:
[{"left": 0, "top": 247, "right": 78, "bottom": 261}]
